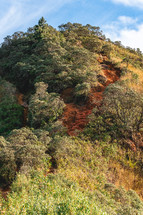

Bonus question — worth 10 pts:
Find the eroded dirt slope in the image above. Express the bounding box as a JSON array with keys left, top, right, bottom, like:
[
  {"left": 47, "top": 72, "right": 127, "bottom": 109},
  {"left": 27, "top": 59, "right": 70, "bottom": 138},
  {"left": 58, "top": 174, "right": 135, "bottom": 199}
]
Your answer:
[{"left": 61, "top": 58, "right": 121, "bottom": 135}]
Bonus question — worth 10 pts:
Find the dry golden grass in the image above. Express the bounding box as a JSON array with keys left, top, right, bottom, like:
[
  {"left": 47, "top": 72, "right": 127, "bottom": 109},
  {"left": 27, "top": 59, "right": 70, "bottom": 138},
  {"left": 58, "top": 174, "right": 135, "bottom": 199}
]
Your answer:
[
  {"left": 56, "top": 137, "right": 108, "bottom": 191},
  {"left": 54, "top": 135, "right": 143, "bottom": 201},
  {"left": 120, "top": 64, "right": 143, "bottom": 92},
  {"left": 109, "top": 161, "right": 143, "bottom": 200},
  {"left": 110, "top": 53, "right": 143, "bottom": 92}
]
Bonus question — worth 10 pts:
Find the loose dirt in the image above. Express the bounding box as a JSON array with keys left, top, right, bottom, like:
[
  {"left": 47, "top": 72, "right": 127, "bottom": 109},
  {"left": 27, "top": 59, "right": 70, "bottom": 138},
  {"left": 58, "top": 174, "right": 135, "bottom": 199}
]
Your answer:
[{"left": 61, "top": 58, "right": 121, "bottom": 135}]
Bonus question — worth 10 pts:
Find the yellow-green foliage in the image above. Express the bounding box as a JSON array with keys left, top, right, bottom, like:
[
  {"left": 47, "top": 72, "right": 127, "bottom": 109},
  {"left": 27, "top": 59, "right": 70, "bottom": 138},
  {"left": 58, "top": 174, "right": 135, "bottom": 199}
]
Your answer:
[
  {"left": 1, "top": 137, "right": 143, "bottom": 215},
  {"left": 54, "top": 136, "right": 109, "bottom": 190},
  {"left": 0, "top": 128, "right": 51, "bottom": 183},
  {"left": 1, "top": 172, "right": 108, "bottom": 215},
  {"left": 108, "top": 41, "right": 143, "bottom": 93}
]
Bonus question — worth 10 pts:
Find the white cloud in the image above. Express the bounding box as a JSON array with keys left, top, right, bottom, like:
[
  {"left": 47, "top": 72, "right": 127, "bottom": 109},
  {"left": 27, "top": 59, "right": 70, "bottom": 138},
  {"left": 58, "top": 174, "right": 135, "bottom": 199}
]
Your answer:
[
  {"left": 116, "top": 24, "right": 143, "bottom": 51},
  {"left": 109, "top": 0, "right": 143, "bottom": 9},
  {"left": 103, "top": 16, "right": 143, "bottom": 51},
  {"left": 118, "top": 16, "right": 137, "bottom": 25}
]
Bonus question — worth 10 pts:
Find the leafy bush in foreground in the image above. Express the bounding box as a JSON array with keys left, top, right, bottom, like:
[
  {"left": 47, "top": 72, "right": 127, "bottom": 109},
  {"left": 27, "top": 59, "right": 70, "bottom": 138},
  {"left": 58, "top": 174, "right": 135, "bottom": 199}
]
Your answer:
[
  {"left": 1, "top": 172, "right": 107, "bottom": 215},
  {"left": 1, "top": 171, "right": 143, "bottom": 215},
  {"left": 0, "top": 128, "right": 51, "bottom": 183}
]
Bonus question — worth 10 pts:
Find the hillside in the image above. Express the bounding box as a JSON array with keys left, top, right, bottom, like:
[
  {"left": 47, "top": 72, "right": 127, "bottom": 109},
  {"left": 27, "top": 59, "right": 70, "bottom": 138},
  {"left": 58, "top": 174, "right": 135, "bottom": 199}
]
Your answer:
[
  {"left": 0, "top": 18, "right": 143, "bottom": 214},
  {"left": 61, "top": 57, "right": 121, "bottom": 135}
]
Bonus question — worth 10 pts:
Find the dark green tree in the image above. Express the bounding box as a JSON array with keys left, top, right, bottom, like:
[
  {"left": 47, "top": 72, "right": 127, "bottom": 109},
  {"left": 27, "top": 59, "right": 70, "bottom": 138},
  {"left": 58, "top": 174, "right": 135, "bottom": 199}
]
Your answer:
[{"left": 103, "top": 84, "right": 143, "bottom": 136}]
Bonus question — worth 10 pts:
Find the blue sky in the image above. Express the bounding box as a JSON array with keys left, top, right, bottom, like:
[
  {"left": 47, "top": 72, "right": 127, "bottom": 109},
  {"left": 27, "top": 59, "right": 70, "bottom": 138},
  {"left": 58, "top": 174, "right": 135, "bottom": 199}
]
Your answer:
[{"left": 1, "top": 0, "right": 143, "bottom": 51}]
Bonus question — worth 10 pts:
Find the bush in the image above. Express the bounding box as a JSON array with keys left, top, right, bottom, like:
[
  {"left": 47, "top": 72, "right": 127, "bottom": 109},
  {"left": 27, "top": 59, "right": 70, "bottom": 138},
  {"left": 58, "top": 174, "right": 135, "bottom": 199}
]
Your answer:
[
  {"left": 29, "top": 82, "right": 65, "bottom": 128},
  {"left": 1, "top": 172, "right": 108, "bottom": 215},
  {"left": 74, "top": 82, "right": 91, "bottom": 102},
  {"left": 127, "top": 189, "right": 143, "bottom": 210},
  {"left": 0, "top": 103, "right": 23, "bottom": 135},
  {"left": 102, "top": 44, "right": 112, "bottom": 58},
  {"left": 0, "top": 128, "right": 51, "bottom": 183},
  {"left": 0, "top": 137, "right": 16, "bottom": 183},
  {"left": 7, "top": 128, "right": 50, "bottom": 170},
  {"left": 103, "top": 84, "right": 143, "bottom": 136},
  {"left": 84, "top": 112, "right": 119, "bottom": 141},
  {"left": 0, "top": 79, "right": 23, "bottom": 135}
]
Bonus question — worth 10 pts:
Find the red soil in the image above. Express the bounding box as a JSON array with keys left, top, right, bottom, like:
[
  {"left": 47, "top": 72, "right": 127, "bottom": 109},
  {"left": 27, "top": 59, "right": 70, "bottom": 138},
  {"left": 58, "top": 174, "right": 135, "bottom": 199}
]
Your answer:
[{"left": 61, "top": 59, "right": 120, "bottom": 135}]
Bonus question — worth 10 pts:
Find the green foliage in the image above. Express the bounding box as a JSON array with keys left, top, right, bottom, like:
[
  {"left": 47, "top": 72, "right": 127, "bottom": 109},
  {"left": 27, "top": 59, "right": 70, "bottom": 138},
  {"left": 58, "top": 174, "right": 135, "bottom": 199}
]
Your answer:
[
  {"left": 1, "top": 137, "right": 143, "bottom": 214},
  {"left": 103, "top": 84, "right": 143, "bottom": 135},
  {"left": 29, "top": 82, "right": 65, "bottom": 128},
  {"left": 84, "top": 108, "right": 119, "bottom": 141},
  {"left": 83, "top": 83, "right": 143, "bottom": 140},
  {"left": 122, "top": 56, "right": 133, "bottom": 69},
  {"left": 0, "top": 18, "right": 143, "bottom": 214},
  {"left": 0, "top": 79, "right": 23, "bottom": 135},
  {"left": 0, "top": 19, "right": 102, "bottom": 94},
  {"left": 33, "top": 129, "right": 51, "bottom": 146},
  {"left": 0, "top": 103, "right": 23, "bottom": 136},
  {"left": 46, "top": 120, "right": 67, "bottom": 137},
  {"left": 7, "top": 127, "right": 50, "bottom": 169},
  {"left": 0, "top": 128, "right": 51, "bottom": 183},
  {"left": 104, "top": 184, "right": 143, "bottom": 214},
  {"left": 75, "top": 82, "right": 91, "bottom": 102},
  {"left": 0, "top": 137, "right": 16, "bottom": 184},
  {"left": 82, "top": 37, "right": 102, "bottom": 52},
  {"left": 102, "top": 44, "right": 112, "bottom": 58},
  {"left": 1, "top": 173, "right": 108, "bottom": 215}
]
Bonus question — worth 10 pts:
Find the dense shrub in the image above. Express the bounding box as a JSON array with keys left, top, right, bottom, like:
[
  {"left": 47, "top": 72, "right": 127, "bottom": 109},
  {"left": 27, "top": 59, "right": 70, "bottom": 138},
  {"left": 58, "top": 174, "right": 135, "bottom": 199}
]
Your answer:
[
  {"left": 102, "top": 44, "right": 112, "bottom": 58},
  {"left": 103, "top": 84, "right": 143, "bottom": 136},
  {"left": 0, "top": 103, "right": 23, "bottom": 135},
  {"left": 29, "top": 82, "right": 65, "bottom": 128},
  {"left": 1, "top": 173, "right": 108, "bottom": 215},
  {"left": 84, "top": 109, "right": 119, "bottom": 141},
  {"left": 0, "top": 137, "right": 16, "bottom": 183},
  {"left": 74, "top": 82, "right": 91, "bottom": 102},
  {"left": 7, "top": 127, "right": 50, "bottom": 169},
  {"left": 0, "top": 128, "right": 51, "bottom": 183},
  {"left": 0, "top": 79, "right": 23, "bottom": 135}
]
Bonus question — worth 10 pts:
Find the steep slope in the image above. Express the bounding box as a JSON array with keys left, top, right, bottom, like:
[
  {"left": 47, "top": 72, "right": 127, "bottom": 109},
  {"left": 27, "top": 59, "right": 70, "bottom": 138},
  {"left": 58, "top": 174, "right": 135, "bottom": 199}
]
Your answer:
[
  {"left": 61, "top": 57, "right": 121, "bottom": 135},
  {"left": 0, "top": 19, "right": 143, "bottom": 214}
]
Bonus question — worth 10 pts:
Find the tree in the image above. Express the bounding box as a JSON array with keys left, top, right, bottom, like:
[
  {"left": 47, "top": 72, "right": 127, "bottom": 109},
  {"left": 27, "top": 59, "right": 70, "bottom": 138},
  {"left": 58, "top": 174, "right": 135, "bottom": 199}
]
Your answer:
[
  {"left": 29, "top": 82, "right": 65, "bottom": 128},
  {"left": 122, "top": 56, "right": 131, "bottom": 69},
  {"left": 7, "top": 128, "right": 49, "bottom": 169},
  {"left": 0, "top": 137, "right": 16, "bottom": 183},
  {"left": 103, "top": 84, "right": 143, "bottom": 136},
  {"left": 0, "top": 128, "right": 51, "bottom": 183},
  {"left": 136, "top": 48, "right": 142, "bottom": 56},
  {"left": 0, "top": 79, "right": 23, "bottom": 135},
  {"left": 34, "top": 17, "right": 48, "bottom": 40},
  {"left": 102, "top": 44, "right": 112, "bottom": 58},
  {"left": 38, "top": 17, "right": 47, "bottom": 27},
  {"left": 114, "top": 41, "right": 122, "bottom": 47},
  {"left": 74, "top": 82, "right": 91, "bottom": 102}
]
